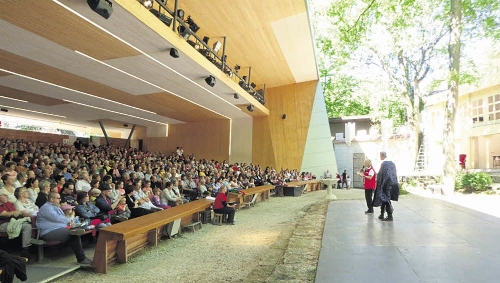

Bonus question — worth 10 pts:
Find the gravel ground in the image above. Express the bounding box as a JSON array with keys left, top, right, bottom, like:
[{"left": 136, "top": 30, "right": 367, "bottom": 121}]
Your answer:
[{"left": 55, "top": 189, "right": 332, "bottom": 283}]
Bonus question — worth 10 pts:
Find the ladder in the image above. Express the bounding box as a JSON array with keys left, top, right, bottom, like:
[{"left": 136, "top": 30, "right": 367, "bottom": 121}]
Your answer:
[{"left": 414, "top": 138, "right": 427, "bottom": 171}]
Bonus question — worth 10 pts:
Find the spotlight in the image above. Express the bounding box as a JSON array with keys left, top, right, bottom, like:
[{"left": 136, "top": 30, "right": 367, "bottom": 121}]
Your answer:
[
  {"left": 250, "top": 82, "right": 256, "bottom": 89},
  {"left": 247, "top": 105, "right": 254, "bottom": 112},
  {"left": 213, "top": 41, "right": 222, "bottom": 53},
  {"left": 203, "top": 36, "right": 210, "bottom": 45},
  {"left": 187, "top": 40, "right": 200, "bottom": 50},
  {"left": 234, "top": 93, "right": 239, "bottom": 99},
  {"left": 205, "top": 76, "right": 216, "bottom": 87},
  {"left": 234, "top": 65, "right": 241, "bottom": 72},
  {"left": 242, "top": 76, "right": 247, "bottom": 82},
  {"left": 177, "top": 26, "right": 190, "bottom": 40},
  {"left": 222, "top": 55, "right": 227, "bottom": 62},
  {"left": 282, "top": 114, "right": 287, "bottom": 119},
  {"left": 87, "top": 0, "right": 113, "bottom": 19},
  {"left": 170, "top": 48, "right": 179, "bottom": 58},
  {"left": 185, "top": 16, "right": 200, "bottom": 33},
  {"left": 123, "top": 124, "right": 129, "bottom": 127},
  {"left": 139, "top": 0, "right": 153, "bottom": 8},
  {"left": 176, "top": 9, "right": 185, "bottom": 19},
  {"left": 1, "top": 108, "right": 8, "bottom": 112}
]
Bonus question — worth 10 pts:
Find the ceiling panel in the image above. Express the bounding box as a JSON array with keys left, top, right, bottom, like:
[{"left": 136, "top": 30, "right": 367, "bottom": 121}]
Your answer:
[
  {"left": 0, "top": 0, "right": 140, "bottom": 60},
  {"left": 0, "top": 85, "right": 68, "bottom": 106}
]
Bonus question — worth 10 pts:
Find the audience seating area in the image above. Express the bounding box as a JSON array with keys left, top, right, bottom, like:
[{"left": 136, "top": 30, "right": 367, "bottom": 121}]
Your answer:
[{"left": 0, "top": 135, "right": 322, "bottom": 274}]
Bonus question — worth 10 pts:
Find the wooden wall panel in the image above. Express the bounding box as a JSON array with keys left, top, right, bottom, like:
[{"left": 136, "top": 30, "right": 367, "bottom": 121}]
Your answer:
[
  {"left": 143, "top": 137, "right": 169, "bottom": 154},
  {"left": 252, "top": 117, "right": 276, "bottom": 168},
  {"left": 168, "top": 120, "right": 230, "bottom": 162},
  {"left": 0, "top": 128, "right": 69, "bottom": 144},
  {"left": 252, "top": 81, "right": 318, "bottom": 170}
]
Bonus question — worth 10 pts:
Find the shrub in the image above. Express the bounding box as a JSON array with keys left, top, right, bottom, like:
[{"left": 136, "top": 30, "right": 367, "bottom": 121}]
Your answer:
[{"left": 457, "top": 172, "right": 492, "bottom": 193}]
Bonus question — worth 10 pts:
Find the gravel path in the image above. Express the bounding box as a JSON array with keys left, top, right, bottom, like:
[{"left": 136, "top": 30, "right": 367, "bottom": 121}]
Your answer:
[{"left": 56, "top": 190, "right": 331, "bottom": 283}]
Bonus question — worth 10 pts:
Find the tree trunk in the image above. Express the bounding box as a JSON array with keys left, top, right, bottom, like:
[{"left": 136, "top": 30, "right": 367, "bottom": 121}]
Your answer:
[{"left": 442, "top": 0, "right": 462, "bottom": 195}]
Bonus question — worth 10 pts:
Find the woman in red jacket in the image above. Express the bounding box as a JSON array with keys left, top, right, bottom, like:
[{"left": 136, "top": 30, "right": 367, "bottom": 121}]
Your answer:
[
  {"left": 213, "top": 185, "right": 235, "bottom": 225},
  {"left": 357, "top": 159, "right": 376, "bottom": 214}
]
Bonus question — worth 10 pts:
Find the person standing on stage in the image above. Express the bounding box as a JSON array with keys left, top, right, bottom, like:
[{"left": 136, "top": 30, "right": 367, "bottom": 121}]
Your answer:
[
  {"left": 373, "top": 151, "right": 399, "bottom": 221},
  {"left": 357, "top": 159, "right": 376, "bottom": 214}
]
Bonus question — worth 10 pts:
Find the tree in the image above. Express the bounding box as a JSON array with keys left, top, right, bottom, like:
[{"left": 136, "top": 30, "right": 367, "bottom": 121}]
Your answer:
[
  {"left": 315, "top": 0, "right": 450, "bottom": 167},
  {"left": 441, "top": 0, "right": 500, "bottom": 194}
]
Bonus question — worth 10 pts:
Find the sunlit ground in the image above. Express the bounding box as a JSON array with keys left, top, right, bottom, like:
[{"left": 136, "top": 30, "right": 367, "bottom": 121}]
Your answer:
[{"left": 407, "top": 186, "right": 500, "bottom": 218}]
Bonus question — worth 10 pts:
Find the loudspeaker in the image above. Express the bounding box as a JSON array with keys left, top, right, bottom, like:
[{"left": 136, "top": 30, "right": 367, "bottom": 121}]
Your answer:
[
  {"left": 282, "top": 114, "right": 287, "bottom": 119},
  {"left": 87, "top": 0, "right": 113, "bottom": 19},
  {"left": 170, "top": 48, "right": 179, "bottom": 58},
  {"left": 205, "top": 76, "right": 216, "bottom": 87}
]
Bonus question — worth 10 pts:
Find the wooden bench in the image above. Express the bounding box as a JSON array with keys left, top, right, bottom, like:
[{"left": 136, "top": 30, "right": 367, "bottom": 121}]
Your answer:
[
  {"left": 282, "top": 180, "right": 322, "bottom": 196},
  {"left": 92, "top": 199, "right": 213, "bottom": 273},
  {"left": 227, "top": 185, "right": 275, "bottom": 207}
]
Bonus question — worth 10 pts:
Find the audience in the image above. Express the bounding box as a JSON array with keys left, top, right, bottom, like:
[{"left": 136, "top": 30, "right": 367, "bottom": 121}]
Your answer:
[
  {"left": 0, "top": 137, "right": 311, "bottom": 262},
  {"left": 0, "top": 189, "right": 44, "bottom": 258},
  {"left": 36, "top": 192, "right": 92, "bottom": 265}
]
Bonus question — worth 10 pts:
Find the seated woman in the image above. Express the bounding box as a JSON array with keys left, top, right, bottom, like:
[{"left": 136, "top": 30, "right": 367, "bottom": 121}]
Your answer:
[
  {"left": 124, "top": 184, "right": 153, "bottom": 219},
  {"left": 13, "top": 187, "right": 39, "bottom": 216},
  {"left": 35, "top": 180, "right": 51, "bottom": 208},
  {"left": 74, "top": 191, "right": 111, "bottom": 237},
  {"left": 25, "top": 178, "right": 39, "bottom": 203},
  {"left": 213, "top": 185, "right": 235, "bottom": 225}
]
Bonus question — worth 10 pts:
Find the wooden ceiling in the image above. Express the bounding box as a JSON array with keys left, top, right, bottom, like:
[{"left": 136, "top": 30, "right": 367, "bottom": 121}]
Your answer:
[{"left": 0, "top": 0, "right": 317, "bottom": 131}]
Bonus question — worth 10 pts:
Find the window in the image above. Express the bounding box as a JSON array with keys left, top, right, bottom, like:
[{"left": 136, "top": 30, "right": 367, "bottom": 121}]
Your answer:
[
  {"left": 488, "top": 94, "right": 500, "bottom": 121},
  {"left": 471, "top": 99, "right": 484, "bottom": 124}
]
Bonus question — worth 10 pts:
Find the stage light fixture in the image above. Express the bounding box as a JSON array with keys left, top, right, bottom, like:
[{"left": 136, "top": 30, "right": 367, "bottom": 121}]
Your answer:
[
  {"left": 185, "top": 16, "right": 200, "bottom": 33},
  {"left": 247, "top": 105, "right": 254, "bottom": 112},
  {"left": 1, "top": 108, "right": 8, "bottom": 112},
  {"left": 213, "top": 41, "right": 222, "bottom": 53},
  {"left": 205, "top": 75, "right": 216, "bottom": 87},
  {"left": 234, "top": 65, "right": 241, "bottom": 72},
  {"left": 170, "top": 48, "right": 179, "bottom": 58},
  {"left": 242, "top": 76, "right": 247, "bottom": 82},
  {"left": 177, "top": 9, "right": 185, "bottom": 19},
  {"left": 203, "top": 36, "right": 210, "bottom": 45},
  {"left": 187, "top": 40, "right": 201, "bottom": 50},
  {"left": 87, "top": 0, "right": 113, "bottom": 19},
  {"left": 234, "top": 93, "right": 239, "bottom": 99},
  {"left": 177, "top": 26, "right": 190, "bottom": 40},
  {"left": 282, "top": 114, "right": 287, "bottom": 119},
  {"left": 250, "top": 82, "right": 256, "bottom": 89},
  {"left": 139, "top": 0, "right": 153, "bottom": 8}
]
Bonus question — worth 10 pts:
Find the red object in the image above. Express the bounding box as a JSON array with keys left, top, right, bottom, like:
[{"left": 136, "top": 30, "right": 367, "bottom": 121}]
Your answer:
[{"left": 459, "top": 154, "right": 466, "bottom": 165}]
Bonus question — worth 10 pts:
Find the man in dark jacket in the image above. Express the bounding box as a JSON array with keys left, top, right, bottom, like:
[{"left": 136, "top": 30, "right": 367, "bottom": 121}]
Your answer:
[{"left": 373, "top": 151, "right": 399, "bottom": 221}]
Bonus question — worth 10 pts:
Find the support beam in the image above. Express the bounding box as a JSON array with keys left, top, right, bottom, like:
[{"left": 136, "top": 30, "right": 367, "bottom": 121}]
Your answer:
[
  {"left": 124, "top": 124, "right": 136, "bottom": 149},
  {"left": 98, "top": 121, "right": 110, "bottom": 146}
]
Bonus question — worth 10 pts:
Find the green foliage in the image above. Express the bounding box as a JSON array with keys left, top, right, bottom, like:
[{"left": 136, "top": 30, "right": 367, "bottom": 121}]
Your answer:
[
  {"left": 454, "top": 172, "right": 492, "bottom": 193},
  {"left": 322, "top": 75, "right": 372, "bottom": 118}
]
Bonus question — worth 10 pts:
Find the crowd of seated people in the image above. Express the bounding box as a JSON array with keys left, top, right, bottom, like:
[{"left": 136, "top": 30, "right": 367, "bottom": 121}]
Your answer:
[{"left": 0, "top": 137, "right": 316, "bottom": 263}]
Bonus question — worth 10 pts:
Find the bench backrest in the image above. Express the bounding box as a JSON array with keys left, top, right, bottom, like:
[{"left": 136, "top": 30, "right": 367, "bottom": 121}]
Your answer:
[{"left": 99, "top": 199, "right": 213, "bottom": 240}]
